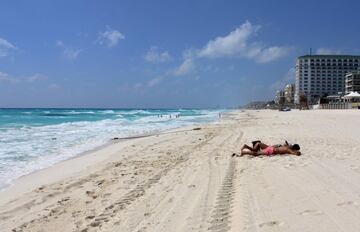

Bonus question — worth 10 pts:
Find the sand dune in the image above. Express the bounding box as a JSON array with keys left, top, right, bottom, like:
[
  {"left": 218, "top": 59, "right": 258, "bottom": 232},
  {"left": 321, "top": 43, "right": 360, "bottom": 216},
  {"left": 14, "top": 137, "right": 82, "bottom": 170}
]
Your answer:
[{"left": 2, "top": 110, "right": 360, "bottom": 232}]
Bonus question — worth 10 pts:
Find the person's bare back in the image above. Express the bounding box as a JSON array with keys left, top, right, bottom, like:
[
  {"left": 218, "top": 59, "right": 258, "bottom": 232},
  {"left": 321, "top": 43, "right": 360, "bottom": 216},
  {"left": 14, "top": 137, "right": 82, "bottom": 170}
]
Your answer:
[{"left": 273, "top": 145, "right": 301, "bottom": 156}]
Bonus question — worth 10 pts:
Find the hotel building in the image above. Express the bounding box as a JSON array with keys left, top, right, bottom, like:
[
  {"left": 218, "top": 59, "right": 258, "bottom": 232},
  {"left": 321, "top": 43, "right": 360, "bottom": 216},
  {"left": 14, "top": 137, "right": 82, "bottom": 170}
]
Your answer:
[
  {"left": 345, "top": 70, "right": 360, "bottom": 94},
  {"left": 275, "top": 90, "right": 285, "bottom": 104},
  {"left": 284, "top": 84, "right": 295, "bottom": 104},
  {"left": 295, "top": 55, "right": 360, "bottom": 104}
]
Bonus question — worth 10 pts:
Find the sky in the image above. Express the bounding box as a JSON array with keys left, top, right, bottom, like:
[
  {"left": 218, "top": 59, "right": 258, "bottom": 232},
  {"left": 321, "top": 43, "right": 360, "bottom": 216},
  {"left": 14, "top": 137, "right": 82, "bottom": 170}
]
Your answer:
[{"left": 0, "top": 0, "right": 359, "bottom": 108}]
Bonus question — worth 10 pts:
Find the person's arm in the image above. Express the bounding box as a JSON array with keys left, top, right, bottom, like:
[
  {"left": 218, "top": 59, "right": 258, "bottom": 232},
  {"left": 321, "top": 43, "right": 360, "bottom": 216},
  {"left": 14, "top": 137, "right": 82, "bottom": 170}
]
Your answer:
[{"left": 289, "top": 148, "right": 301, "bottom": 156}]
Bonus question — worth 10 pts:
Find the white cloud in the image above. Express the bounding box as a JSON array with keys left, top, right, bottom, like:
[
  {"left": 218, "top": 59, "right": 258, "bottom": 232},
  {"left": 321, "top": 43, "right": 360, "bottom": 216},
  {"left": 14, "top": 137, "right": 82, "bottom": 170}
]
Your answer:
[
  {"left": 197, "top": 21, "right": 291, "bottom": 63},
  {"left": 316, "top": 48, "right": 341, "bottom": 55},
  {"left": 173, "top": 58, "right": 195, "bottom": 76},
  {"left": 0, "top": 72, "right": 48, "bottom": 84},
  {"left": 133, "top": 82, "right": 143, "bottom": 90},
  {"left": 147, "top": 76, "right": 163, "bottom": 87},
  {"left": 255, "top": 46, "right": 292, "bottom": 63},
  {"left": 63, "top": 48, "right": 81, "bottom": 60},
  {"left": 0, "top": 37, "right": 17, "bottom": 57},
  {"left": 56, "top": 40, "right": 81, "bottom": 60},
  {"left": 26, "top": 73, "right": 47, "bottom": 82},
  {"left": 144, "top": 46, "right": 172, "bottom": 63},
  {"left": 0, "top": 72, "right": 18, "bottom": 83},
  {"left": 98, "top": 26, "right": 124, "bottom": 47},
  {"left": 170, "top": 21, "right": 291, "bottom": 77},
  {"left": 56, "top": 40, "right": 64, "bottom": 47},
  {"left": 182, "top": 48, "right": 197, "bottom": 59},
  {"left": 198, "top": 21, "right": 259, "bottom": 58}
]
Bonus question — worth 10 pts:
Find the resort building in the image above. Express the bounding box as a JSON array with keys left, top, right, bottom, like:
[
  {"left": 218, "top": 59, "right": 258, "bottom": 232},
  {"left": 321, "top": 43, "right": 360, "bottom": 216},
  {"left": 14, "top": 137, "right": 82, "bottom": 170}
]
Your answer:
[
  {"left": 295, "top": 55, "right": 360, "bottom": 104},
  {"left": 275, "top": 90, "right": 285, "bottom": 104},
  {"left": 284, "top": 84, "right": 295, "bottom": 104},
  {"left": 345, "top": 70, "right": 360, "bottom": 94}
]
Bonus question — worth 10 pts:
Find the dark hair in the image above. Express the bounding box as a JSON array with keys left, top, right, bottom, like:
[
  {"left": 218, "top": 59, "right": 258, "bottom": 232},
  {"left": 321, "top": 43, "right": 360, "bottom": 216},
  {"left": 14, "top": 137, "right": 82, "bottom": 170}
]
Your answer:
[
  {"left": 291, "top": 144, "right": 300, "bottom": 150},
  {"left": 251, "top": 140, "right": 261, "bottom": 148}
]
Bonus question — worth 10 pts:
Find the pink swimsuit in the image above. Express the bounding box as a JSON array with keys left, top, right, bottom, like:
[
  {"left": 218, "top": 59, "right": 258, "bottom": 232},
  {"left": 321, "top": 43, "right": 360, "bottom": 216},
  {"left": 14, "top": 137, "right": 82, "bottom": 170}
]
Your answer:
[{"left": 262, "top": 146, "right": 274, "bottom": 155}]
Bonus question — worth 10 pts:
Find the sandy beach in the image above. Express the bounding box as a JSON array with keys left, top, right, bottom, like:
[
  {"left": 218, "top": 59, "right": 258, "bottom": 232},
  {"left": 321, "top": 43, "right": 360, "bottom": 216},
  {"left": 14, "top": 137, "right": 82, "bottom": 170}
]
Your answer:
[{"left": 2, "top": 109, "right": 360, "bottom": 232}]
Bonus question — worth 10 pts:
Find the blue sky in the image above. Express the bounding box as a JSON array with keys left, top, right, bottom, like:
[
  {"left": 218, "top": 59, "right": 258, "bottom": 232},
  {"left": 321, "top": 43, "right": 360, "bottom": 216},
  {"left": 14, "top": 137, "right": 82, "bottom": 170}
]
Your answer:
[{"left": 0, "top": 0, "right": 359, "bottom": 108}]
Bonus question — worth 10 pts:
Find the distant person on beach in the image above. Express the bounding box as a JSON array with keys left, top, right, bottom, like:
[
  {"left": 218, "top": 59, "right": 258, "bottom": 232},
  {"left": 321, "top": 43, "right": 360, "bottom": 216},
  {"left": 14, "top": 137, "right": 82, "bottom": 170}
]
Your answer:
[{"left": 237, "top": 140, "right": 301, "bottom": 156}]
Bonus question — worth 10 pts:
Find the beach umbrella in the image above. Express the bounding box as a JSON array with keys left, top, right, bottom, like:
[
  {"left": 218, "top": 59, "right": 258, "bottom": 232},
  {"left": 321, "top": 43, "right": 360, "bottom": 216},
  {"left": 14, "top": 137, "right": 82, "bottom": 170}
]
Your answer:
[{"left": 343, "top": 91, "right": 360, "bottom": 99}]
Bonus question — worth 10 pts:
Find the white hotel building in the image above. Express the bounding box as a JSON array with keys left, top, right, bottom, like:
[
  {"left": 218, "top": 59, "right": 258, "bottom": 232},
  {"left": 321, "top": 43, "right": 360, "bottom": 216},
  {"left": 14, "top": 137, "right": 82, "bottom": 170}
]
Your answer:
[{"left": 295, "top": 55, "right": 360, "bottom": 104}]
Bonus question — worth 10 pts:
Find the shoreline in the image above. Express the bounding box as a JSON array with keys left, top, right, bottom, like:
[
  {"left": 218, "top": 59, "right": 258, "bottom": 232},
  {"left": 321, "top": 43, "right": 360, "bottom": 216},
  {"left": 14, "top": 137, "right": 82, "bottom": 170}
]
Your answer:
[
  {"left": 0, "top": 116, "right": 223, "bottom": 205},
  {"left": 0, "top": 112, "right": 223, "bottom": 193}
]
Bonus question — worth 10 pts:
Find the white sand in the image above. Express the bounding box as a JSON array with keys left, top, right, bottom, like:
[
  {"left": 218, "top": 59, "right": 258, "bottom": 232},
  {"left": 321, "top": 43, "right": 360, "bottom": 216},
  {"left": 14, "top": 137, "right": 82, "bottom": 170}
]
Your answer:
[{"left": 1, "top": 110, "right": 360, "bottom": 232}]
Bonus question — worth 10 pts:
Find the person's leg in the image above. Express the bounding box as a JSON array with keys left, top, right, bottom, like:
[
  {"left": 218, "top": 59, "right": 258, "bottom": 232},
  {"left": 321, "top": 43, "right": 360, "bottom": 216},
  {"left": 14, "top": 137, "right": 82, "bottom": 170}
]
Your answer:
[
  {"left": 242, "top": 143, "right": 268, "bottom": 152},
  {"left": 241, "top": 144, "right": 254, "bottom": 151},
  {"left": 240, "top": 149, "right": 266, "bottom": 156},
  {"left": 240, "top": 149, "right": 257, "bottom": 156}
]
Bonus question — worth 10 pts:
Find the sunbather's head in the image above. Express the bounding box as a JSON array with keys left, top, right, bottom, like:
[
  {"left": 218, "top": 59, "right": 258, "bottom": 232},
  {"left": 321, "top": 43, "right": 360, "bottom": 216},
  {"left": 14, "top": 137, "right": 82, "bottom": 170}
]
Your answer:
[{"left": 290, "top": 144, "right": 300, "bottom": 150}]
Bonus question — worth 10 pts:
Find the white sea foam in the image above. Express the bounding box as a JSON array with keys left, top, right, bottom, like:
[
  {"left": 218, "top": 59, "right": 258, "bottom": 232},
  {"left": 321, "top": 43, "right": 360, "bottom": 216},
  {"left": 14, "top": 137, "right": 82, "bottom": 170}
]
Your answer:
[
  {"left": 100, "top": 110, "right": 115, "bottom": 114},
  {"left": 0, "top": 109, "right": 224, "bottom": 189}
]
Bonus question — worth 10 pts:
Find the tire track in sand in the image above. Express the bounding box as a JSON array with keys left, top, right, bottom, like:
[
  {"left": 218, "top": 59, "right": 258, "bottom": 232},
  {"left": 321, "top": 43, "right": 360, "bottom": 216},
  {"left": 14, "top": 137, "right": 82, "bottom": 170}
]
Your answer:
[{"left": 208, "top": 154, "right": 238, "bottom": 232}]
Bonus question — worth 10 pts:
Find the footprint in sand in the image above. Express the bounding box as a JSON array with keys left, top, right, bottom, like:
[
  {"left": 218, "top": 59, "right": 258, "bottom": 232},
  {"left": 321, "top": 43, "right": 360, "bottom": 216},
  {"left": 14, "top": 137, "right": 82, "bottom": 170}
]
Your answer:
[
  {"left": 258, "top": 221, "right": 284, "bottom": 228},
  {"left": 299, "top": 209, "right": 324, "bottom": 216},
  {"left": 337, "top": 201, "right": 358, "bottom": 206}
]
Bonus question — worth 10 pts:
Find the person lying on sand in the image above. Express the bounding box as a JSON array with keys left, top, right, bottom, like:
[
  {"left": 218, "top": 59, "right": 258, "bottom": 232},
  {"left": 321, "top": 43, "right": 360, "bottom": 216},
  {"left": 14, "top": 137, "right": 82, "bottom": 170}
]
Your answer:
[{"left": 236, "top": 140, "right": 301, "bottom": 157}]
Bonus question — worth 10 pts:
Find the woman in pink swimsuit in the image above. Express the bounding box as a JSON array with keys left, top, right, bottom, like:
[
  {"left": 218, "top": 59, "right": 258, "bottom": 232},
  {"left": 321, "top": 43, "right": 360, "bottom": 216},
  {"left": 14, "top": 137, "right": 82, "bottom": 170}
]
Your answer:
[
  {"left": 237, "top": 141, "right": 301, "bottom": 157},
  {"left": 262, "top": 145, "right": 275, "bottom": 155}
]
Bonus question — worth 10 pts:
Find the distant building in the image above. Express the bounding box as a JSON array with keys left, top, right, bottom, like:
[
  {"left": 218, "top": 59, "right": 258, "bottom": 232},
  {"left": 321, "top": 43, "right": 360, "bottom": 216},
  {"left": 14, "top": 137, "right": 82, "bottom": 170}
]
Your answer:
[
  {"left": 345, "top": 71, "right": 360, "bottom": 94},
  {"left": 284, "top": 84, "right": 295, "bottom": 104},
  {"left": 295, "top": 55, "right": 360, "bottom": 104},
  {"left": 275, "top": 90, "right": 285, "bottom": 104}
]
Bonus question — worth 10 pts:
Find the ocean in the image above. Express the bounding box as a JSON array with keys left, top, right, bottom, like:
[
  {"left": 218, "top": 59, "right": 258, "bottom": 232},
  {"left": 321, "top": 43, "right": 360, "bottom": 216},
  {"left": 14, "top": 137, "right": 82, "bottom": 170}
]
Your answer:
[{"left": 0, "top": 108, "right": 224, "bottom": 189}]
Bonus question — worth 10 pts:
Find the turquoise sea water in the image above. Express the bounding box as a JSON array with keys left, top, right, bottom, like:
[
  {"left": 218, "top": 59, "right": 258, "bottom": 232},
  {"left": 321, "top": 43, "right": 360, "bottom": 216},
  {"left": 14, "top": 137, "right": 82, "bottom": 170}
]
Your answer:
[{"left": 0, "top": 108, "right": 224, "bottom": 189}]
